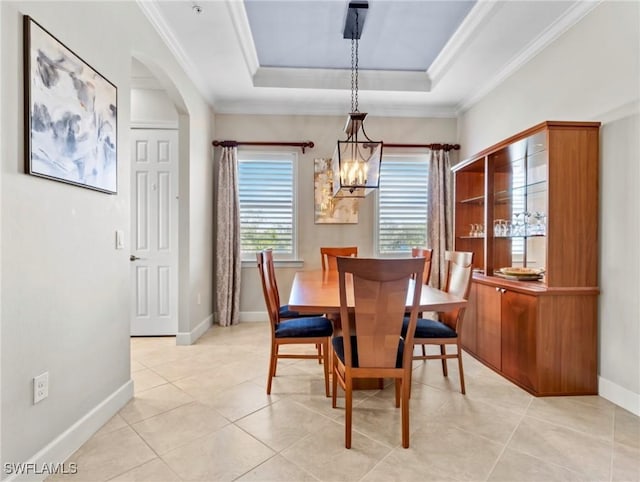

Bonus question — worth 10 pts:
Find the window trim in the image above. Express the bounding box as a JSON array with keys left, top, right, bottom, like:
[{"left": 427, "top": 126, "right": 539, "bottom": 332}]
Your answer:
[
  {"left": 374, "top": 153, "right": 430, "bottom": 257},
  {"left": 237, "top": 149, "right": 298, "bottom": 261}
]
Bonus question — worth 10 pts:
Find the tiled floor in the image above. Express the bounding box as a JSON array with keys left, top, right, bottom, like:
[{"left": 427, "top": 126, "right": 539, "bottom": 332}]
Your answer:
[{"left": 53, "top": 323, "right": 639, "bottom": 481}]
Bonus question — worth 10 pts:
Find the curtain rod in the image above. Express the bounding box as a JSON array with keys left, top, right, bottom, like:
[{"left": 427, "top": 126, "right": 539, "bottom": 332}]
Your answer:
[
  {"left": 384, "top": 143, "right": 460, "bottom": 151},
  {"left": 212, "top": 140, "right": 458, "bottom": 154},
  {"left": 212, "top": 140, "right": 315, "bottom": 154}
]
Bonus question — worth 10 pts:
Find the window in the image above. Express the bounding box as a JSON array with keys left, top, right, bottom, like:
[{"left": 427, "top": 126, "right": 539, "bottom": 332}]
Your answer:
[
  {"left": 376, "top": 154, "right": 429, "bottom": 255},
  {"left": 237, "top": 151, "right": 296, "bottom": 259}
]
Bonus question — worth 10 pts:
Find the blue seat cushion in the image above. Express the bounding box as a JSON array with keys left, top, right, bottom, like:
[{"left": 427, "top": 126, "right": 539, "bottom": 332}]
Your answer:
[
  {"left": 279, "top": 305, "right": 323, "bottom": 319},
  {"left": 275, "top": 317, "right": 333, "bottom": 338},
  {"left": 332, "top": 335, "right": 404, "bottom": 368},
  {"left": 402, "top": 317, "right": 457, "bottom": 339}
]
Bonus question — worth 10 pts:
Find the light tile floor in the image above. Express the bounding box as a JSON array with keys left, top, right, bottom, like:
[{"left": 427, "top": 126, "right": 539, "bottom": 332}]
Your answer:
[{"left": 52, "top": 323, "right": 640, "bottom": 482}]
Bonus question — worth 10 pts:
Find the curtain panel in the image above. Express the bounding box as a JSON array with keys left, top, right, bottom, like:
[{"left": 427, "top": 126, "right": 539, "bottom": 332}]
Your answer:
[
  {"left": 427, "top": 149, "right": 454, "bottom": 289},
  {"left": 214, "top": 147, "right": 241, "bottom": 326}
]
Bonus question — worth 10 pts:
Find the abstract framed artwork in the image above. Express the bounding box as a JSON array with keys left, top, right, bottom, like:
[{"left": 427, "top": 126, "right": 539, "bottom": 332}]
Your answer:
[
  {"left": 23, "top": 15, "right": 118, "bottom": 194},
  {"left": 314, "top": 158, "right": 359, "bottom": 224}
]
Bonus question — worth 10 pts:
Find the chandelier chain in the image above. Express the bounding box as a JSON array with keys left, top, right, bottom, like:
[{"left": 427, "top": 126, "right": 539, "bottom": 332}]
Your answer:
[
  {"left": 351, "top": 37, "right": 355, "bottom": 113},
  {"left": 355, "top": 36, "right": 359, "bottom": 112},
  {"left": 350, "top": 9, "right": 359, "bottom": 113}
]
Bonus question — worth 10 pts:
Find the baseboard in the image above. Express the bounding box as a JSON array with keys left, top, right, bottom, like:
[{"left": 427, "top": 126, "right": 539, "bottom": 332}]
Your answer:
[
  {"left": 599, "top": 376, "right": 640, "bottom": 416},
  {"left": 239, "top": 311, "right": 268, "bottom": 322},
  {"left": 6, "top": 380, "right": 133, "bottom": 482},
  {"left": 176, "top": 313, "right": 213, "bottom": 345}
]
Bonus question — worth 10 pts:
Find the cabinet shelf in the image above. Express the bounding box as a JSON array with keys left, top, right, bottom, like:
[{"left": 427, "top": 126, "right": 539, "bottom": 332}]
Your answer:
[
  {"left": 494, "top": 180, "right": 547, "bottom": 202},
  {"left": 458, "top": 195, "right": 485, "bottom": 205},
  {"left": 494, "top": 234, "right": 546, "bottom": 239}
]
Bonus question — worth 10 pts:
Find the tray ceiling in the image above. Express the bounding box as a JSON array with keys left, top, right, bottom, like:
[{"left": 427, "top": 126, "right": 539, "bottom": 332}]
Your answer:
[{"left": 138, "top": 0, "right": 598, "bottom": 117}]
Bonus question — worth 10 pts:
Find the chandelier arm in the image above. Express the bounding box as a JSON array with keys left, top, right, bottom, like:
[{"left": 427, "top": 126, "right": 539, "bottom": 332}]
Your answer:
[{"left": 359, "top": 123, "right": 374, "bottom": 142}]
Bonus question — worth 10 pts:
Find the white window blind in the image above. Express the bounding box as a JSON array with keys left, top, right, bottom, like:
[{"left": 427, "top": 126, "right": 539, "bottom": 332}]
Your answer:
[
  {"left": 376, "top": 155, "right": 429, "bottom": 254},
  {"left": 511, "top": 160, "right": 526, "bottom": 261},
  {"left": 237, "top": 152, "right": 296, "bottom": 259}
]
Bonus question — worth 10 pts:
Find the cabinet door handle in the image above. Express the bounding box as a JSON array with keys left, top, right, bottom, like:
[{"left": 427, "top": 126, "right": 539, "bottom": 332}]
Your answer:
[
  {"left": 500, "top": 288, "right": 507, "bottom": 294},
  {"left": 495, "top": 287, "right": 500, "bottom": 292}
]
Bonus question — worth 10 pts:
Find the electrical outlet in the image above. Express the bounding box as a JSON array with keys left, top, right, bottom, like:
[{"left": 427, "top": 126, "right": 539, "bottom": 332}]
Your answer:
[
  {"left": 197, "top": 293, "right": 201, "bottom": 305},
  {"left": 34, "top": 372, "right": 49, "bottom": 404}
]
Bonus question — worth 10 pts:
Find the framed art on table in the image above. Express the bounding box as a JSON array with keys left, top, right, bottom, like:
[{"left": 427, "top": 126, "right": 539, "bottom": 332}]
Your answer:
[{"left": 23, "top": 15, "right": 118, "bottom": 194}]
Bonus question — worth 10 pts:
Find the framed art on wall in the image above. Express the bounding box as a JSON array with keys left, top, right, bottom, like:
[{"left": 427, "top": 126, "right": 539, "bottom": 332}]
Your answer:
[
  {"left": 314, "top": 158, "right": 359, "bottom": 224},
  {"left": 23, "top": 15, "right": 118, "bottom": 194}
]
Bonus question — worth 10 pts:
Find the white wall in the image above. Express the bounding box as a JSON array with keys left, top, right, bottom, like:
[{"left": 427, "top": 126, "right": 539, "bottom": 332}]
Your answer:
[
  {"left": 131, "top": 89, "right": 179, "bottom": 127},
  {"left": 131, "top": 58, "right": 180, "bottom": 128},
  {"left": 214, "top": 114, "right": 457, "bottom": 316},
  {"left": 457, "top": 1, "right": 640, "bottom": 413},
  {"left": 0, "top": 0, "right": 214, "bottom": 471}
]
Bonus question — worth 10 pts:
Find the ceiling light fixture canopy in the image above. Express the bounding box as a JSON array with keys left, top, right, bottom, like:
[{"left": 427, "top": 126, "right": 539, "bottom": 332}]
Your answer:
[{"left": 331, "top": 1, "right": 383, "bottom": 199}]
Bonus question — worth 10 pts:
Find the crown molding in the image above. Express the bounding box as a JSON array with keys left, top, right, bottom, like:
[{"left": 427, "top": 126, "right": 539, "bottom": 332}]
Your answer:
[
  {"left": 457, "top": 0, "right": 602, "bottom": 113},
  {"left": 226, "top": 0, "right": 259, "bottom": 77},
  {"left": 136, "top": 0, "right": 214, "bottom": 104},
  {"left": 213, "top": 98, "right": 456, "bottom": 118},
  {"left": 253, "top": 67, "right": 431, "bottom": 93},
  {"left": 428, "top": 0, "right": 505, "bottom": 88}
]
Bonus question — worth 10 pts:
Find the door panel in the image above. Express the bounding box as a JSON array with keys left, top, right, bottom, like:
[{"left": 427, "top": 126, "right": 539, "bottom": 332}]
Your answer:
[
  {"left": 476, "top": 283, "right": 502, "bottom": 369},
  {"left": 501, "top": 290, "right": 537, "bottom": 390},
  {"left": 130, "top": 129, "right": 179, "bottom": 335}
]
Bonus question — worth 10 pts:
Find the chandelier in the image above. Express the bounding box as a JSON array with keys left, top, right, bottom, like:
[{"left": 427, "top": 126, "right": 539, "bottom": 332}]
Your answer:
[{"left": 331, "top": 1, "right": 383, "bottom": 198}]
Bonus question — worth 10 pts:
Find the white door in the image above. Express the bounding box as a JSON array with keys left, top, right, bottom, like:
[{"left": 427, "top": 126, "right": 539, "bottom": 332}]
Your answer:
[{"left": 130, "top": 129, "right": 179, "bottom": 335}]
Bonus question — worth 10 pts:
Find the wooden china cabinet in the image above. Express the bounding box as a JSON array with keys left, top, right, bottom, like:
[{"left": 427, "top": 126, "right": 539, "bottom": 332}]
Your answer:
[{"left": 453, "top": 121, "right": 600, "bottom": 396}]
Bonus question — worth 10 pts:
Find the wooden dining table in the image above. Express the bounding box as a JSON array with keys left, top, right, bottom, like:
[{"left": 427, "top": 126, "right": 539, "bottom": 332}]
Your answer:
[
  {"left": 288, "top": 269, "right": 468, "bottom": 314},
  {"left": 288, "top": 269, "right": 468, "bottom": 390}
]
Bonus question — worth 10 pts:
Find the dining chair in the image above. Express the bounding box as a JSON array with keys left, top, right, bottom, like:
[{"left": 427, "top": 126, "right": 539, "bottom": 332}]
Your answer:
[
  {"left": 320, "top": 246, "right": 358, "bottom": 272},
  {"left": 261, "top": 249, "right": 323, "bottom": 320},
  {"left": 332, "top": 257, "right": 424, "bottom": 449},
  {"left": 402, "top": 250, "right": 474, "bottom": 394},
  {"left": 256, "top": 250, "right": 333, "bottom": 396},
  {"left": 261, "top": 249, "right": 325, "bottom": 364}
]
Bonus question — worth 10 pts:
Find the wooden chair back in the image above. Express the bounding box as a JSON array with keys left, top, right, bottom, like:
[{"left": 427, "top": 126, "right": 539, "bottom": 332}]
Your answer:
[
  {"left": 411, "top": 247, "right": 433, "bottom": 285},
  {"left": 256, "top": 250, "right": 279, "bottom": 330},
  {"left": 337, "top": 257, "right": 424, "bottom": 369},
  {"left": 440, "top": 251, "right": 474, "bottom": 330},
  {"left": 321, "top": 246, "right": 358, "bottom": 272},
  {"left": 262, "top": 249, "right": 281, "bottom": 308}
]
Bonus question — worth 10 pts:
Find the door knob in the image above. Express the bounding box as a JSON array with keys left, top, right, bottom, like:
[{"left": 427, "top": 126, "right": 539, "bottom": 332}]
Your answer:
[{"left": 130, "top": 255, "right": 142, "bottom": 261}]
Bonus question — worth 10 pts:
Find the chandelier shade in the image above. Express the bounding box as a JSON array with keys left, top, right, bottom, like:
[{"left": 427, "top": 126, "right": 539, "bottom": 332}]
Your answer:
[{"left": 331, "top": 112, "right": 382, "bottom": 198}]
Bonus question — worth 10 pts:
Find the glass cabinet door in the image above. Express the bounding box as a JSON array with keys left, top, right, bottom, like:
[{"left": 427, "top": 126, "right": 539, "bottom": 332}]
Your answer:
[{"left": 491, "top": 132, "right": 548, "bottom": 274}]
